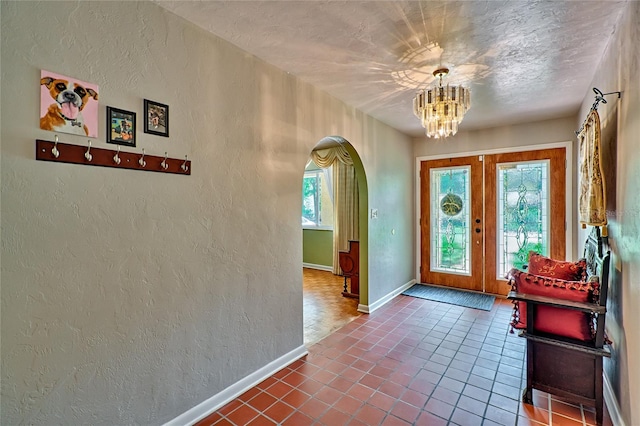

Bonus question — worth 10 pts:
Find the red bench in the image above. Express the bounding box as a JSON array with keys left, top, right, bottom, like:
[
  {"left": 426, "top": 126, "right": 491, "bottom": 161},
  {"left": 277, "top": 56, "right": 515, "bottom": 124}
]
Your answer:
[{"left": 507, "top": 228, "right": 610, "bottom": 425}]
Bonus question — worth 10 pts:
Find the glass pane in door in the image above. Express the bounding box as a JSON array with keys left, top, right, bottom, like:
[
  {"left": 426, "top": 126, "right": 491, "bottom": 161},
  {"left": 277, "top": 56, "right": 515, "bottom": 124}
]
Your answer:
[
  {"left": 430, "top": 166, "right": 471, "bottom": 275},
  {"left": 497, "top": 161, "right": 550, "bottom": 277}
]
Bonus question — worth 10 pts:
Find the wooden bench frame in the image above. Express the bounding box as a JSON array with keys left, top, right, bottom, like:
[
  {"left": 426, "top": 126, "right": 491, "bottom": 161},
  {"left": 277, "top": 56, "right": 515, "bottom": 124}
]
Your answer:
[{"left": 507, "top": 228, "right": 610, "bottom": 425}]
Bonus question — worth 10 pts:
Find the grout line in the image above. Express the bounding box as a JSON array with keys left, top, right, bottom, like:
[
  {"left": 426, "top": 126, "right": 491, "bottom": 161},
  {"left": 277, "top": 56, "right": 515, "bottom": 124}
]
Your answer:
[{"left": 207, "top": 296, "right": 601, "bottom": 426}]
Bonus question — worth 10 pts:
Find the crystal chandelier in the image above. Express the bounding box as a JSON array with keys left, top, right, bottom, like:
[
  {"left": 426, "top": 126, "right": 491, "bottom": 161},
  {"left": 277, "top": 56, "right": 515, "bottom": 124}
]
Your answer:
[{"left": 413, "top": 68, "right": 470, "bottom": 138}]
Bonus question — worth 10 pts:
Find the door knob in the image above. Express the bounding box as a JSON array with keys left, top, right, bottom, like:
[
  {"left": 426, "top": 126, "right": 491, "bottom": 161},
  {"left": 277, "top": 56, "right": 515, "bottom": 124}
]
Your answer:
[{"left": 475, "top": 228, "right": 481, "bottom": 233}]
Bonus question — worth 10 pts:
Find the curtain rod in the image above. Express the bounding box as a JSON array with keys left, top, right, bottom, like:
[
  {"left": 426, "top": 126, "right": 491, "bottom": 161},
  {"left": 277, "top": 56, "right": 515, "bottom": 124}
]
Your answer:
[{"left": 575, "top": 87, "right": 621, "bottom": 136}]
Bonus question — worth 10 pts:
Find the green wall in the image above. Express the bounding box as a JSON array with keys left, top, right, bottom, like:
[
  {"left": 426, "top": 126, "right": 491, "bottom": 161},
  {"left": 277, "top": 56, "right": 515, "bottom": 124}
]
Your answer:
[{"left": 302, "top": 229, "right": 333, "bottom": 267}]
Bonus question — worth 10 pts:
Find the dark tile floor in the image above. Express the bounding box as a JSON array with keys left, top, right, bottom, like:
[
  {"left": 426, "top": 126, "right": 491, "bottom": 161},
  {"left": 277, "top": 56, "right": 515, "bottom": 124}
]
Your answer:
[{"left": 196, "top": 274, "right": 612, "bottom": 425}]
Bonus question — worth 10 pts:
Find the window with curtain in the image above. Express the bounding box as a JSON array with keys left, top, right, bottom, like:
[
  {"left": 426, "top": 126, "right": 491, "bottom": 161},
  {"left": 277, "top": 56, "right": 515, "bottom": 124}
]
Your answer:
[
  {"left": 306, "top": 145, "right": 358, "bottom": 275},
  {"left": 302, "top": 169, "right": 334, "bottom": 229}
]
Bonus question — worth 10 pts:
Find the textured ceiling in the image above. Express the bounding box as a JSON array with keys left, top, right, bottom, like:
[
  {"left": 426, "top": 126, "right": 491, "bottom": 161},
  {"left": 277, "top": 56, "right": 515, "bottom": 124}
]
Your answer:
[{"left": 156, "top": 1, "right": 627, "bottom": 137}]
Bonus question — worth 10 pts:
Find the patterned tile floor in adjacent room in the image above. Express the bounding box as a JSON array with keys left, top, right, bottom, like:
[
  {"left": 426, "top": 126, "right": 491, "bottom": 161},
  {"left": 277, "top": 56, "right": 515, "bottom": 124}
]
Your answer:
[
  {"left": 196, "top": 274, "right": 613, "bottom": 426},
  {"left": 303, "top": 268, "right": 362, "bottom": 346}
]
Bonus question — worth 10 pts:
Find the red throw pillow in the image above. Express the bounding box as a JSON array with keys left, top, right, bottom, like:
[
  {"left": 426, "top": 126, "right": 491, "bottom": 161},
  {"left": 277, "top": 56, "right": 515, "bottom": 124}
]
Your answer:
[
  {"left": 527, "top": 251, "right": 587, "bottom": 281},
  {"left": 507, "top": 269, "right": 598, "bottom": 341}
]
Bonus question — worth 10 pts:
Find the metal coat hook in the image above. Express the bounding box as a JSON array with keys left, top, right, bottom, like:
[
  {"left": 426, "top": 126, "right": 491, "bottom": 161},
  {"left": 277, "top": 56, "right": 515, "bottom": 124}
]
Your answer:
[
  {"left": 181, "top": 155, "right": 189, "bottom": 172},
  {"left": 590, "top": 87, "right": 621, "bottom": 111},
  {"left": 113, "top": 146, "right": 121, "bottom": 165},
  {"left": 52, "top": 135, "right": 60, "bottom": 158},
  {"left": 161, "top": 152, "right": 169, "bottom": 170},
  {"left": 84, "top": 140, "right": 93, "bottom": 162},
  {"left": 576, "top": 87, "right": 622, "bottom": 135},
  {"left": 139, "top": 149, "right": 146, "bottom": 168},
  {"left": 36, "top": 139, "right": 191, "bottom": 175}
]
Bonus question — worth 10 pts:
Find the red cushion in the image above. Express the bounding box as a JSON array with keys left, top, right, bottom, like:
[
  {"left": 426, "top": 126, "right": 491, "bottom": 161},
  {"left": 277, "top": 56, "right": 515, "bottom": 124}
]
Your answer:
[
  {"left": 507, "top": 269, "right": 598, "bottom": 341},
  {"left": 527, "top": 251, "right": 586, "bottom": 281}
]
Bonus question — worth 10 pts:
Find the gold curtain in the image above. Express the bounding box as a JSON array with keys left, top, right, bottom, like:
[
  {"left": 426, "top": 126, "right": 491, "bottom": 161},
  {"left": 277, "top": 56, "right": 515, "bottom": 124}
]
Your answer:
[
  {"left": 332, "top": 160, "right": 359, "bottom": 275},
  {"left": 310, "top": 146, "right": 353, "bottom": 168},
  {"left": 578, "top": 109, "right": 607, "bottom": 233},
  {"left": 309, "top": 146, "right": 359, "bottom": 275}
]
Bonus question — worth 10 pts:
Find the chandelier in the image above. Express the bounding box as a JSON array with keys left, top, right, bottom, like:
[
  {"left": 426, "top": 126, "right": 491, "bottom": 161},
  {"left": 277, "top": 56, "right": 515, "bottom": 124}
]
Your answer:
[{"left": 413, "top": 68, "right": 470, "bottom": 138}]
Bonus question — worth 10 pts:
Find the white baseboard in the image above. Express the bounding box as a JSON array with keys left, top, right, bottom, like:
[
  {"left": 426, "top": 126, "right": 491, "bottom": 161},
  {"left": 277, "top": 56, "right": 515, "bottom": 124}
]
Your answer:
[
  {"left": 302, "top": 262, "right": 333, "bottom": 272},
  {"left": 164, "top": 345, "right": 308, "bottom": 426},
  {"left": 604, "top": 372, "right": 626, "bottom": 426},
  {"left": 358, "top": 279, "right": 416, "bottom": 314}
]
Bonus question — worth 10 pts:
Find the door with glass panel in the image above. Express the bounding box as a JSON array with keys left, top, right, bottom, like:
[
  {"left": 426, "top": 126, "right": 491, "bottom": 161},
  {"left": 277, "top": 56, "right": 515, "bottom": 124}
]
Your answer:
[
  {"left": 420, "top": 156, "right": 483, "bottom": 291},
  {"left": 420, "top": 148, "right": 566, "bottom": 295},
  {"left": 483, "top": 149, "right": 566, "bottom": 294}
]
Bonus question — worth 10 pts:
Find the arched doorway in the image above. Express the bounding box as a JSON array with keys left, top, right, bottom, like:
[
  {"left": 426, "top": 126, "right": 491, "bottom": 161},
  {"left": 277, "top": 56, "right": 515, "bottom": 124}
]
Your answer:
[{"left": 301, "top": 136, "right": 369, "bottom": 346}]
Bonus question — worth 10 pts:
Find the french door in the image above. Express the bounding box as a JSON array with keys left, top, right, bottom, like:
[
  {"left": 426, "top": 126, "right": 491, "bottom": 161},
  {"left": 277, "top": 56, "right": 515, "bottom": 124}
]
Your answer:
[
  {"left": 420, "top": 148, "right": 567, "bottom": 295},
  {"left": 420, "top": 155, "right": 484, "bottom": 292}
]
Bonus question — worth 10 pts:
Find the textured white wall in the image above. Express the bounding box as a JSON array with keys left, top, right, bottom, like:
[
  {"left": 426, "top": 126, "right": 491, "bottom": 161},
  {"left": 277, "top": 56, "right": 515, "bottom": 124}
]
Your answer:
[
  {"left": 0, "top": 1, "right": 414, "bottom": 424},
  {"left": 413, "top": 116, "right": 578, "bottom": 159},
  {"left": 575, "top": 2, "right": 640, "bottom": 424}
]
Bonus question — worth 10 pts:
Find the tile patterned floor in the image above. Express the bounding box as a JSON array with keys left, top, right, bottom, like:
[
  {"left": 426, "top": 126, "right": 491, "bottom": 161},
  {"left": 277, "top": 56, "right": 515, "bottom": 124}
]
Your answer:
[
  {"left": 196, "top": 283, "right": 613, "bottom": 426},
  {"left": 303, "top": 268, "right": 362, "bottom": 346}
]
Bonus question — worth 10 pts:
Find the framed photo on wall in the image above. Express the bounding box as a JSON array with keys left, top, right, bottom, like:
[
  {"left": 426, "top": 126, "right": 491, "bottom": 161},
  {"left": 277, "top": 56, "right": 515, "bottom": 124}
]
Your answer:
[
  {"left": 40, "top": 70, "right": 99, "bottom": 138},
  {"left": 143, "top": 99, "right": 169, "bottom": 137},
  {"left": 106, "top": 107, "right": 136, "bottom": 147}
]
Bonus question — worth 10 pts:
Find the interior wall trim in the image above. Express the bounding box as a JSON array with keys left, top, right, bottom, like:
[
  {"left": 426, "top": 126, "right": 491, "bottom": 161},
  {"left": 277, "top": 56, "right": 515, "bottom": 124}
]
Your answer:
[
  {"left": 604, "top": 372, "right": 626, "bottom": 426},
  {"left": 358, "top": 278, "right": 415, "bottom": 314},
  {"left": 302, "top": 262, "right": 333, "bottom": 272},
  {"left": 414, "top": 141, "right": 573, "bottom": 162},
  {"left": 164, "top": 345, "right": 308, "bottom": 426}
]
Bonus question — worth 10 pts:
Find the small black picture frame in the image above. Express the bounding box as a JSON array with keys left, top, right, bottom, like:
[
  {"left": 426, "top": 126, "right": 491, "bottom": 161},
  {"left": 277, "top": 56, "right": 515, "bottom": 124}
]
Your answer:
[
  {"left": 106, "top": 107, "right": 136, "bottom": 147},
  {"left": 143, "top": 99, "right": 169, "bottom": 137}
]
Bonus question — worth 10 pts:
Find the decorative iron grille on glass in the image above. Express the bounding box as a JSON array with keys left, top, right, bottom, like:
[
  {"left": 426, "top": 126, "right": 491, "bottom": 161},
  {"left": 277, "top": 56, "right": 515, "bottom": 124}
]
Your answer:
[{"left": 413, "top": 68, "right": 470, "bottom": 139}]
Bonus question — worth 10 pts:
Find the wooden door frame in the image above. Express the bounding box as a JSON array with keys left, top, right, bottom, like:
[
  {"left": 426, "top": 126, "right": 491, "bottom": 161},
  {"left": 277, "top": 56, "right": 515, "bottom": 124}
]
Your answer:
[
  {"left": 420, "top": 156, "right": 484, "bottom": 291},
  {"left": 415, "top": 141, "right": 574, "bottom": 288}
]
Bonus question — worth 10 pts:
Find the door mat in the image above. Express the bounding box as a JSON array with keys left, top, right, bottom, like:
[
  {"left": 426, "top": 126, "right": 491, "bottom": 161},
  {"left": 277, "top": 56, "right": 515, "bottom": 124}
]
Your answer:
[{"left": 402, "top": 283, "right": 495, "bottom": 311}]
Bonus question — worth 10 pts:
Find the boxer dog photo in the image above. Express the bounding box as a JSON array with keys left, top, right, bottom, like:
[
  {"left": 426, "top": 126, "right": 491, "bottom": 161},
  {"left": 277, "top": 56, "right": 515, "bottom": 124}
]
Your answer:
[{"left": 40, "top": 70, "right": 99, "bottom": 137}]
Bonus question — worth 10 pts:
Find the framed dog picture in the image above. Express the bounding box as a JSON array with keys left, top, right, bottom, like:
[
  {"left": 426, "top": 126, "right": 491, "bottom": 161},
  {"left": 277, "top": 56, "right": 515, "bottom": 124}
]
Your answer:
[
  {"left": 143, "top": 99, "right": 169, "bottom": 137},
  {"left": 107, "top": 107, "right": 136, "bottom": 147},
  {"left": 40, "top": 70, "right": 99, "bottom": 137}
]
